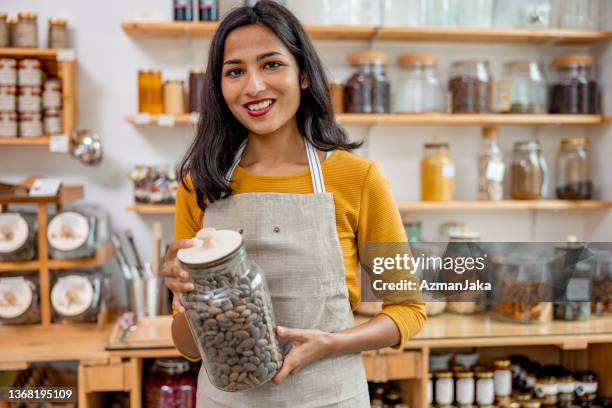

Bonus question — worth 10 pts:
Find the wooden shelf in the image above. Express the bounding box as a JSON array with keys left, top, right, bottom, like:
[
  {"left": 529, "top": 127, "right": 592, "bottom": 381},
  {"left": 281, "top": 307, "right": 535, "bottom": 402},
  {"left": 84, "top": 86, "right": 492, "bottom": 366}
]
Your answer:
[
  {"left": 0, "top": 136, "right": 51, "bottom": 145},
  {"left": 0, "top": 185, "right": 83, "bottom": 205},
  {"left": 0, "top": 243, "right": 115, "bottom": 273},
  {"left": 124, "top": 113, "right": 196, "bottom": 126},
  {"left": 121, "top": 21, "right": 612, "bottom": 45},
  {"left": 126, "top": 204, "right": 175, "bottom": 214},
  {"left": 398, "top": 200, "right": 612, "bottom": 211},
  {"left": 0, "top": 47, "right": 58, "bottom": 59}
]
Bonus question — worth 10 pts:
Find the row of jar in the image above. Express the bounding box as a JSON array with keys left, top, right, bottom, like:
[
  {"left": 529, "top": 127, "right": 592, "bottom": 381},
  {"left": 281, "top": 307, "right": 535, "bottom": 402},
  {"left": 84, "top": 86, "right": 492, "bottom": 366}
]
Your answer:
[
  {"left": 138, "top": 69, "right": 206, "bottom": 115},
  {"left": 0, "top": 207, "right": 109, "bottom": 262},
  {"left": 0, "top": 12, "right": 69, "bottom": 49},
  {"left": 369, "top": 381, "right": 410, "bottom": 408},
  {"left": 341, "top": 52, "right": 601, "bottom": 115},
  {"left": 421, "top": 132, "right": 594, "bottom": 202},
  {"left": 129, "top": 164, "right": 179, "bottom": 204},
  {"left": 0, "top": 268, "right": 108, "bottom": 325}
]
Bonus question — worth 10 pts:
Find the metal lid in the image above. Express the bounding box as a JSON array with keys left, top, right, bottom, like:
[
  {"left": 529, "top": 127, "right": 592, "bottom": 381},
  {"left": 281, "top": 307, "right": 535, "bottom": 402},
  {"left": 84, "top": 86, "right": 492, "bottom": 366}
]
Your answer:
[
  {"left": 456, "top": 371, "right": 474, "bottom": 378},
  {"left": 164, "top": 79, "right": 185, "bottom": 85},
  {"left": 553, "top": 54, "right": 594, "bottom": 68},
  {"left": 17, "top": 12, "right": 38, "bottom": 20},
  {"left": 475, "top": 370, "right": 494, "bottom": 378},
  {"left": 493, "top": 359, "right": 511, "bottom": 368},
  {"left": 560, "top": 137, "right": 589, "bottom": 147},
  {"left": 154, "top": 358, "right": 190, "bottom": 374},
  {"left": 434, "top": 370, "right": 453, "bottom": 378},
  {"left": 346, "top": 50, "right": 388, "bottom": 65},
  {"left": 424, "top": 142, "right": 449, "bottom": 148},
  {"left": 398, "top": 53, "right": 438, "bottom": 68},
  {"left": 177, "top": 228, "right": 243, "bottom": 266}
]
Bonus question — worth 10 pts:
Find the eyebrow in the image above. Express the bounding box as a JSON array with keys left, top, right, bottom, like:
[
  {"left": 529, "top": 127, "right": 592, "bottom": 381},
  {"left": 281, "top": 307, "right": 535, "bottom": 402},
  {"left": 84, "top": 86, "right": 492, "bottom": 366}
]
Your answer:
[{"left": 223, "top": 51, "right": 283, "bottom": 66}]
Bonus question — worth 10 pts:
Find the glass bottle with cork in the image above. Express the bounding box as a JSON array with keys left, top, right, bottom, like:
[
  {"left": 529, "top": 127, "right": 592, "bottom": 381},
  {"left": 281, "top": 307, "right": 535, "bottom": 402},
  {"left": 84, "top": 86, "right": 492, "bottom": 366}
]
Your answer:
[{"left": 478, "top": 126, "right": 505, "bottom": 201}]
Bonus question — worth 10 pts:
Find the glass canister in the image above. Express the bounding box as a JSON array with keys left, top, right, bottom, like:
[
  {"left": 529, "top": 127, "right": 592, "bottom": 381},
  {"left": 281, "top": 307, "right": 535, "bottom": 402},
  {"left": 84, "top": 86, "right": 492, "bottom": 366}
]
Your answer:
[
  {"left": 555, "top": 138, "right": 592, "bottom": 199},
  {"left": 48, "top": 18, "right": 69, "bottom": 49},
  {"left": 51, "top": 267, "right": 107, "bottom": 323},
  {"left": 163, "top": 80, "right": 186, "bottom": 115},
  {"left": 549, "top": 55, "right": 599, "bottom": 115},
  {"left": 496, "top": 61, "right": 547, "bottom": 114},
  {"left": 493, "top": 253, "right": 553, "bottom": 324},
  {"left": 344, "top": 51, "right": 390, "bottom": 114},
  {"left": 177, "top": 228, "right": 283, "bottom": 391},
  {"left": 396, "top": 53, "right": 444, "bottom": 113},
  {"left": 435, "top": 371, "right": 455, "bottom": 406},
  {"left": 0, "top": 13, "right": 8, "bottom": 47},
  {"left": 449, "top": 60, "right": 493, "bottom": 113},
  {"left": 0, "top": 212, "right": 37, "bottom": 262},
  {"left": 478, "top": 127, "right": 505, "bottom": 201},
  {"left": 589, "top": 249, "right": 612, "bottom": 316},
  {"left": 144, "top": 358, "right": 197, "bottom": 408},
  {"left": 556, "top": 0, "right": 600, "bottom": 30},
  {"left": 574, "top": 370, "right": 598, "bottom": 405},
  {"left": 188, "top": 70, "right": 206, "bottom": 115},
  {"left": 557, "top": 369, "right": 576, "bottom": 407},
  {"left": 510, "top": 140, "right": 548, "bottom": 200},
  {"left": 47, "top": 206, "right": 109, "bottom": 260},
  {"left": 493, "top": 0, "right": 553, "bottom": 28},
  {"left": 0, "top": 272, "right": 40, "bottom": 325},
  {"left": 15, "top": 12, "right": 38, "bottom": 48},
  {"left": 421, "top": 142, "right": 455, "bottom": 201},
  {"left": 138, "top": 70, "right": 164, "bottom": 114}
]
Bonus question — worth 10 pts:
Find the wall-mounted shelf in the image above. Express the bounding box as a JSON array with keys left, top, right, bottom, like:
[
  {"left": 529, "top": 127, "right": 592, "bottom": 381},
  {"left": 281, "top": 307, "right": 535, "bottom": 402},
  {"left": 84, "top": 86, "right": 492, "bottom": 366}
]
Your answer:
[
  {"left": 0, "top": 136, "right": 51, "bottom": 146},
  {"left": 124, "top": 113, "right": 195, "bottom": 126},
  {"left": 398, "top": 200, "right": 612, "bottom": 211},
  {"left": 126, "top": 204, "right": 175, "bottom": 214},
  {"left": 121, "top": 21, "right": 612, "bottom": 45},
  {"left": 0, "top": 244, "right": 115, "bottom": 273},
  {"left": 0, "top": 47, "right": 59, "bottom": 59}
]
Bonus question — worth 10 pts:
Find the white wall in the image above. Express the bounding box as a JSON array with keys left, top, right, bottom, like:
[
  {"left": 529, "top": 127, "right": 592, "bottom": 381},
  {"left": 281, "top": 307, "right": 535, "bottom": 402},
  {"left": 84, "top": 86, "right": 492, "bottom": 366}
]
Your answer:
[{"left": 1, "top": 1, "right": 611, "bottom": 297}]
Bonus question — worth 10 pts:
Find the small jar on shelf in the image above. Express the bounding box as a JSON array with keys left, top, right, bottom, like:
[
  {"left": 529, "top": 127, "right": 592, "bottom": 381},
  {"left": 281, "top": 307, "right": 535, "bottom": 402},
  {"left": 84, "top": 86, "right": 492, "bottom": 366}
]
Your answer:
[
  {"left": 475, "top": 370, "right": 495, "bottom": 406},
  {"left": 51, "top": 267, "right": 108, "bottom": 323},
  {"left": 395, "top": 53, "right": 444, "bottom": 113},
  {"left": 138, "top": 70, "right": 164, "bottom": 114},
  {"left": 534, "top": 372, "right": 558, "bottom": 407},
  {"left": 510, "top": 140, "right": 548, "bottom": 200},
  {"left": 574, "top": 370, "right": 598, "bottom": 405},
  {"left": 344, "top": 51, "right": 390, "bottom": 114},
  {"left": 15, "top": 12, "right": 38, "bottom": 48},
  {"left": 47, "top": 205, "right": 109, "bottom": 260},
  {"left": 163, "top": 79, "right": 186, "bottom": 115},
  {"left": 493, "top": 359, "right": 512, "bottom": 403},
  {"left": 496, "top": 61, "right": 547, "bottom": 114},
  {"left": 456, "top": 371, "right": 476, "bottom": 406},
  {"left": 553, "top": 261, "right": 591, "bottom": 321},
  {"left": 0, "top": 212, "right": 37, "bottom": 262},
  {"left": 0, "top": 272, "right": 40, "bottom": 325},
  {"left": 478, "top": 127, "right": 505, "bottom": 201},
  {"left": 144, "top": 358, "right": 197, "bottom": 408},
  {"left": 589, "top": 249, "right": 612, "bottom": 316},
  {"left": 555, "top": 138, "right": 592, "bottom": 200},
  {"left": 369, "top": 57, "right": 390, "bottom": 113},
  {"left": 421, "top": 142, "right": 455, "bottom": 201},
  {"left": 0, "top": 13, "right": 8, "bottom": 47},
  {"left": 48, "top": 18, "right": 69, "bottom": 49},
  {"left": 449, "top": 60, "right": 493, "bottom": 113},
  {"left": 434, "top": 371, "right": 454, "bottom": 406},
  {"left": 549, "top": 54, "right": 600, "bottom": 115}
]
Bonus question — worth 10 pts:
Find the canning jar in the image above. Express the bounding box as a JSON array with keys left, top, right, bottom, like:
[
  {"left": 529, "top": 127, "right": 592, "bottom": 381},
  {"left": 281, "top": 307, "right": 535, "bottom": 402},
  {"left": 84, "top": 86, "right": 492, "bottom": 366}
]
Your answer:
[
  {"left": 446, "top": 229, "right": 486, "bottom": 315},
  {"left": 0, "top": 272, "right": 40, "bottom": 325},
  {"left": 493, "top": 360, "right": 512, "bottom": 400},
  {"left": 43, "top": 78, "right": 62, "bottom": 110},
  {"left": 550, "top": 55, "right": 599, "bottom": 115},
  {"left": 18, "top": 112, "right": 42, "bottom": 137},
  {"left": 138, "top": 70, "right": 164, "bottom": 114},
  {"left": 18, "top": 86, "right": 42, "bottom": 113},
  {"left": 496, "top": 61, "right": 547, "bottom": 114},
  {"left": 556, "top": 0, "right": 600, "bottom": 30},
  {"left": 456, "top": 0, "right": 492, "bottom": 27},
  {"left": 0, "top": 13, "right": 8, "bottom": 47},
  {"left": 144, "top": 358, "right": 197, "bottom": 408},
  {"left": 396, "top": 54, "right": 444, "bottom": 113},
  {"left": 174, "top": 0, "right": 195, "bottom": 21},
  {"left": 493, "top": 0, "right": 553, "bottom": 28},
  {"left": 476, "top": 371, "right": 495, "bottom": 406},
  {"left": 48, "top": 18, "right": 69, "bottom": 49},
  {"left": 15, "top": 12, "right": 38, "bottom": 48},
  {"left": 449, "top": 60, "right": 493, "bottom": 113},
  {"left": 534, "top": 374, "right": 558, "bottom": 406},
  {"left": 557, "top": 370, "right": 576, "bottom": 407},
  {"left": 0, "top": 58, "right": 17, "bottom": 86},
  {"left": 0, "top": 112, "right": 17, "bottom": 137},
  {"left": 344, "top": 51, "right": 390, "bottom": 114},
  {"left": 0, "top": 85, "right": 16, "bottom": 112},
  {"left": 493, "top": 253, "right": 553, "bottom": 324},
  {"left": 589, "top": 249, "right": 612, "bottom": 315},
  {"left": 47, "top": 206, "right": 108, "bottom": 260},
  {"left": 421, "top": 142, "right": 455, "bottom": 201},
  {"left": 510, "top": 141, "right": 548, "bottom": 200},
  {"left": 177, "top": 228, "right": 284, "bottom": 391},
  {"left": 456, "top": 371, "right": 475, "bottom": 406},
  {"left": 51, "top": 267, "right": 107, "bottom": 323},
  {"left": 574, "top": 370, "right": 598, "bottom": 405},
  {"left": 478, "top": 127, "right": 505, "bottom": 201},
  {"left": 189, "top": 69, "right": 206, "bottom": 115},
  {"left": 18, "top": 59, "right": 42, "bottom": 87},
  {"left": 435, "top": 371, "right": 454, "bottom": 405},
  {"left": 163, "top": 79, "right": 186, "bottom": 115},
  {"left": 555, "top": 138, "right": 592, "bottom": 199},
  {"left": 0, "top": 212, "right": 37, "bottom": 262},
  {"left": 425, "top": 0, "right": 457, "bottom": 27}
]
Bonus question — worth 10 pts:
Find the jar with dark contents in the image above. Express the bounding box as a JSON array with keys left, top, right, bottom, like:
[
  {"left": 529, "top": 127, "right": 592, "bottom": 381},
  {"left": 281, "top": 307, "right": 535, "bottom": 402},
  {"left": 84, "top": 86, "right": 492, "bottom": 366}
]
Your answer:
[
  {"left": 0, "top": 212, "right": 38, "bottom": 261},
  {"left": 174, "top": 0, "right": 195, "bottom": 21},
  {"left": 575, "top": 371, "right": 598, "bottom": 406},
  {"left": 556, "top": 369, "right": 576, "bottom": 408},
  {"left": 188, "top": 69, "right": 206, "bottom": 115},
  {"left": 534, "top": 373, "right": 558, "bottom": 407},
  {"left": 344, "top": 51, "right": 390, "bottom": 114},
  {"left": 554, "top": 260, "right": 591, "bottom": 321},
  {"left": 555, "top": 138, "right": 592, "bottom": 200},
  {"left": 448, "top": 60, "right": 493, "bottom": 113},
  {"left": 48, "top": 18, "right": 69, "bottom": 49},
  {"left": 15, "top": 12, "right": 38, "bottom": 48},
  {"left": 510, "top": 140, "right": 547, "bottom": 200},
  {"left": 550, "top": 55, "right": 600, "bottom": 115},
  {"left": 144, "top": 358, "right": 197, "bottom": 408}
]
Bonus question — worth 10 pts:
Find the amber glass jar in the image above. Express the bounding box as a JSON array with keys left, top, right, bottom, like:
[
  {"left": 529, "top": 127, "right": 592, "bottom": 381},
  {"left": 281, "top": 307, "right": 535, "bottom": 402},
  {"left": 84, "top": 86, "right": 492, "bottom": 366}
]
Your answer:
[
  {"left": 421, "top": 142, "right": 455, "bottom": 201},
  {"left": 555, "top": 138, "right": 592, "bottom": 200},
  {"left": 138, "top": 70, "right": 163, "bottom": 114}
]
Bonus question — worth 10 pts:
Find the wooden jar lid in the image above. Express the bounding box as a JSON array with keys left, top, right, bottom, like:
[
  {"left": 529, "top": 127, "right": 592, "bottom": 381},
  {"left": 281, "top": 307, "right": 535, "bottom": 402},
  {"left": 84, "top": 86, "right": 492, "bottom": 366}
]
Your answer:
[{"left": 346, "top": 51, "right": 388, "bottom": 65}]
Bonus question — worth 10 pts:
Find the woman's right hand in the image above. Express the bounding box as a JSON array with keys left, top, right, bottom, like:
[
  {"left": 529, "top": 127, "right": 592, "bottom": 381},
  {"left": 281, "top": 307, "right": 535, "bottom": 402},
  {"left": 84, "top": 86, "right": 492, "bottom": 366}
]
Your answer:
[{"left": 161, "top": 239, "right": 195, "bottom": 313}]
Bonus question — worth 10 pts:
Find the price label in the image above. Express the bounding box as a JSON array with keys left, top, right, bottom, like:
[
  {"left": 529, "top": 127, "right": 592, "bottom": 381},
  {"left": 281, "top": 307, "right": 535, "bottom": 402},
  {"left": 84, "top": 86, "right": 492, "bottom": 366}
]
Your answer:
[
  {"left": 134, "top": 113, "right": 151, "bottom": 125},
  {"left": 56, "top": 49, "right": 76, "bottom": 61},
  {"left": 157, "top": 114, "right": 176, "bottom": 127},
  {"left": 486, "top": 161, "right": 505, "bottom": 182},
  {"left": 49, "top": 134, "right": 69, "bottom": 153},
  {"left": 190, "top": 112, "right": 200, "bottom": 124},
  {"left": 443, "top": 163, "right": 455, "bottom": 178},
  {"left": 29, "top": 178, "right": 62, "bottom": 196}
]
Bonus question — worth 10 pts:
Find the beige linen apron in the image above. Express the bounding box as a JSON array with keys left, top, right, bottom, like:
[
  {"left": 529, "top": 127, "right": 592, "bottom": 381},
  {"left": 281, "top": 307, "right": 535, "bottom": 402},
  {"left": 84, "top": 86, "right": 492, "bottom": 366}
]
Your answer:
[{"left": 196, "top": 139, "right": 370, "bottom": 407}]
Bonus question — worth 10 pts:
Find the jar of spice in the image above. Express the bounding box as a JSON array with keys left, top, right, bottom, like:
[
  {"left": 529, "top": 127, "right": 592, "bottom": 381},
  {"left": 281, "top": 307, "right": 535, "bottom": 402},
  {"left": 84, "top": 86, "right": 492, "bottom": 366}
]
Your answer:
[
  {"left": 449, "top": 60, "right": 493, "bottom": 113},
  {"left": 344, "top": 51, "right": 390, "bottom": 114},
  {"left": 15, "top": 12, "right": 38, "bottom": 48},
  {"left": 555, "top": 138, "right": 592, "bottom": 199},
  {"left": 456, "top": 371, "right": 475, "bottom": 406},
  {"left": 478, "top": 127, "right": 505, "bottom": 201},
  {"left": 510, "top": 140, "right": 548, "bottom": 200},
  {"left": 0, "top": 272, "right": 41, "bottom": 325},
  {"left": 496, "top": 61, "right": 547, "bottom": 114},
  {"left": 48, "top": 18, "right": 69, "bottom": 49},
  {"left": 42, "top": 78, "right": 62, "bottom": 110},
  {"left": 421, "top": 142, "right": 455, "bottom": 201},
  {"left": 550, "top": 55, "right": 599, "bottom": 115},
  {"left": 138, "top": 70, "right": 163, "bottom": 114},
  {"left": 574, "top": 371, "right": 598, "bottom": 405},
  {"left": 144, "top": 358, "right": 197, "bottom": 408},
  {"left": 493, "top": 359, "right": 512, "bottom": 400},
  {"left": 0, "top": 112, "right": 17, "bottom": 137},
  {"left": 189, "top": 69, "right": 206, "bottom": 115},
  {"left": 0, "top": 85, "right": 17, "bottom": 112},
  {"left": 43, "top": 108, "right": 63, "bottom": 134},
  {"left": 435, "top": 371, "right": 455, "bottom": 406},
  {"left": 534, "top": 374, "right": 558, "bottom": 406},
  {"left": 476, "top": 370, "right": 495, "bottom": 406},
  {"left": 0, "top": 13, "right": 8, "bottom": 47},
  {"left": 18, "top": 59, "right": 43, "bottom": 87},
  {"left": 396, "top": 53, "right": 444, "bottom": 113},
  {"left": 18, "top": 112, "right": 42, "bottom": 137},
  {"left": 18, "top": 86, "right": 42, "bottom": 113},
  {"left": 0, "top": 58, "right": 17, "bottom": 86},
  {"left": 163, "top": 79, "right": 186, "bottom": 115}
]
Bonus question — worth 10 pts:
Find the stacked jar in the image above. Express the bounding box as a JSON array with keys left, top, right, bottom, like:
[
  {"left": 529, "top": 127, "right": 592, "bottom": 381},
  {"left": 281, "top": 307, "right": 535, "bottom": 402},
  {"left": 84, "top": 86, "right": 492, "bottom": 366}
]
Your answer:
[
  {"left": 395, "top": 53, "right": 444, "bottom": 113},
  {"left": 17, "top": 59, "right": 43, "bottom": 138},
  {"left": 42, "top": 78, "right": 63, "bottom": 134},
  {"left": 344, "top": 51, "right": 390, "bottom": 114},
  {"left": 0, "top": 58, "right": 17, "bottom": 138}
]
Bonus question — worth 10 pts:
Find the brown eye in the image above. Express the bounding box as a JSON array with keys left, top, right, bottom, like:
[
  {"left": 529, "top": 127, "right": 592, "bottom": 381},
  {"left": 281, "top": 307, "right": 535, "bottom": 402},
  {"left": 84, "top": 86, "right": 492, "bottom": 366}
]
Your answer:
[
  {"left": 264, "top": 61, "right": 283, "bottom": 70},
  {"left": 225, "top": 68, "right": 243, "bottom": 77}
]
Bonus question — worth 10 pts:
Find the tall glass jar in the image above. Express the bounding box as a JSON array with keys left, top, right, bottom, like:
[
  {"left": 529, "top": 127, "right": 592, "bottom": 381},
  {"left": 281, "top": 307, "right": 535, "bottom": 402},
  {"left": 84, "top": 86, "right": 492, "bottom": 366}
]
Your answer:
[
  {"left": 421, "top": 142, "right": 455, "bottom": 201},
  {"left": 497, "top": 61, "right": 547, "bottom": 114},
  {"left": 382, "top": 0, "right": 426, "bottom": 27},
  {"left": 555, "top": 138, "right": 592, "bottom": 199},
  {"left": 15, "top": 12, "right": 38, "bottom": 48},
  {"left": 476, "top": 370, "right": 495, "bottom": 406},
  {"left": 0, "top": 12, "right": 8, "bottom": 47},
  {"left": 549, "top": 54, "right": 599, "bottom": 115},
  {"left": 144, "top": 358, "right": 197, "bottom": 408},
  {"left": 510, "top": 141, "right": 548, "bottom": 200},
  {"left": 456, "top": 0, "right": 493, "bottom": 28},
  {"left": 425, "top": 0, "right": 457, "bottom": 27},
  {"left": 344, "top": 51, "right": 390, "bottom": 114},
  {"left": 556, "top": 0, "right": 600, "bottom": 30},
  {"left": 449, "top": 60, "right": 493, "bottom": 113},
  {"left": 48, "top": 18, "right": 69, "bottom": 49},
  {"left": 177, "top": 228, "right": 284, "bottom": 392},
  {"left": 478, "top": 127, "right": 505, "bottom": 201},
  {"left": 396, "top": 54, "right": 444, "bottom": 113},
  {"left": 138, "top": 70, "right": 164, "bottom": 114},
  {"left": 493, "top": 0, "right": 553, "bottom": 28}
]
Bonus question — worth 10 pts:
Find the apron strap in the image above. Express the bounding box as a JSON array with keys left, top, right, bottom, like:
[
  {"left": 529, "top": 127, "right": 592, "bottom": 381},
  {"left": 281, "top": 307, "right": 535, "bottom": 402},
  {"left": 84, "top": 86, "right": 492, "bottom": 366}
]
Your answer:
[{"left": 225, "top": 138, "right": 327, "bottom": 194}]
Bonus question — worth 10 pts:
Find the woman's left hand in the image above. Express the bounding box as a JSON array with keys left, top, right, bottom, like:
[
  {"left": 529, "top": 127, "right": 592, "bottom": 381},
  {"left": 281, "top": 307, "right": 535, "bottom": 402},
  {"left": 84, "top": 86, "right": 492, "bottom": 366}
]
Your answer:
[{"left": 272, "top": 326, "right": 338, "bottom": 385}]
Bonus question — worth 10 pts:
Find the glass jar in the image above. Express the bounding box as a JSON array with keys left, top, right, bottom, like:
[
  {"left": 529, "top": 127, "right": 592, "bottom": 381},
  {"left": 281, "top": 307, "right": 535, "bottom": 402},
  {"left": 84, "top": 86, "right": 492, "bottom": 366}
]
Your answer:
[
  {"left": 0, "top": 13, "right": 8, "bottom": 47},
  {"left": 510, "top": 141, "right": 548, "bottom": 200},
  {"left": 0, "top": 213, "right": 37, "bottom": 262},
  {"left": 43, "top": 108, "right": 63, "bottom": 134},
  {"left": 494, "top": 253, "right": 553, "bottom": 324},
  {"left": 177, "top": 228, "right": 283, "bottom": 391},
  {"left": 510, "top": 355, "right": 530, "bottom": 391},
  {"left": 449, "top": 60, "right": 493, "bottom": 113},
  {"left": 493, "top": 0, "right": 553, "bottom": 28},
  {"left": 454, "top": 350, "right": 480, "bottom": 371},
  {"left": 144, "top": 358, "right": 197, "bottom": 408},
  {"left": 163, "top": 80, "right": 186, "bottom": 115},
  {"left": 18, "top": 59, "right": 42, "bottom": 87},
  {"left": 15, "top": 12, "right": 38, "bottom": 48},
  {"left": 421, "top": 142, "right": 455, "bottom": 201},
  {"left": 51, "top": 267, "right": 107, "bottom": 323},
  {"left": 534, "top": 375, "right": 558, "bottom": 406},
  {"left": 554, "top": 260, "right": 591, "bottom": 321},
  {"left": 574, "top": 371, "right": 598, "bottom": 405},
  {"left": 43, "top": 78, "right": 62, "bottom": 110},
  {"left": 456, "top": 0, "right": 493, "bottom": 27},
  {"left": 435, "top": 371, "right": 455, "bottom": 406},
  {"left": 0, "top": 58, "right": 17, "bottom": 86},
  {"left": 496, "top": 61, "right": 547, "bottom": 114},
  {"left": 557, "top": 370, "right": 576, "bottom": 407},
  {"left": 174, "top": 0, "right": 195, "bottom": 21},
  {"left": 478, "top": 127, "right": 505, "bottom": 201},
  {"left": 425, "top": 0, "right": 457, "bottom": 27},
  {"left": 0, "top": 112, "right": 17, "bottom": 137},
  {"left": 48, "top": 18, "right": 69, "bottom": 49},
  {"left": 493, "top": 360, "right": 512, "bottom": 399},
  {"left": 427, "top": 372, "right": 434, "bottom": 406},
  {"left": 18, "top": 112, "right": 42, "bottom": 137},
  {"left": 18, "top": 86, "right": 42, "bottom": 113},
  {"left": 382, "top": 0, "right": 426, "bottom": 27},
  {"left": 476, "top": 371, "right": 495, "bottom": 406},
  {"left": 456, "top": 371, "right": 475, "bottom": 406},
  {"left": 47, "top": 206, "right": 109, "bottom": 260},
  {"left": 129, "top": 164, "right": 179, "bottom": 204},
  {"left": 526, "top": 362, "right": 541, "bottom": 390},
  {"left": 138, "top": 70, "right": 164, "bottom": 114},
  {"left": 396, "top": 54, "right": 444, "bottom": 113},
  {"left": 555, "top": 138, "right": 592, "bottom": 199},
  {"left": 0, "top": 272, "right": 40, "bottom": 325},
  {"left": 344, "top": 51, "right": 390, "bottom": 114},
  {"left": 188, "top": 69, "right": 206, "bottom": 115},
  {"left": 556, "top": 0, "right": 600, "bottom": 30},
  {"left": 589, "top": 249, "right": 612, "bottom": 316},
  {"left": 329, "top": 79, "right": 344, "bottom": 114},
  {"left": 550, "top": 55, "right": 599, "bottom": 115}
]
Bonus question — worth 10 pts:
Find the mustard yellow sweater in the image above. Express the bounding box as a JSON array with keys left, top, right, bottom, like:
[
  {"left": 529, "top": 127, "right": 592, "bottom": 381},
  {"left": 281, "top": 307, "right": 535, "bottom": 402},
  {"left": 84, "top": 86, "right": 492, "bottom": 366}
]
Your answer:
[{"left": 174, "top": 149, "right": 426, "bottom": 348}]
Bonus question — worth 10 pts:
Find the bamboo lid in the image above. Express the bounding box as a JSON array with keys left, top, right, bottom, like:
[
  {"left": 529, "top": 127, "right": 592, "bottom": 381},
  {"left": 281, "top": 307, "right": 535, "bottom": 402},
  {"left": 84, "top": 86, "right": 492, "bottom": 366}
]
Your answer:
[
  {"left": 346, "top": 51, "right": 388, "bottom": 65},
  {"left": 553, "top": 54, "right": 594, "bottom": 68},
  {"left": 398, "top": 53, "right": 437, "bottom": 68},
  {"left": 49, "top": 18, "right": 67, "bottom": 26},
  {"left": 561, "top": 137, "right": 589, "bottom": 147},
  {"left": 17, "top": 12, "right": 37, "bottom": 20},
  {"left": 482, "top": 126, "right": 498, "bottom": 139}
]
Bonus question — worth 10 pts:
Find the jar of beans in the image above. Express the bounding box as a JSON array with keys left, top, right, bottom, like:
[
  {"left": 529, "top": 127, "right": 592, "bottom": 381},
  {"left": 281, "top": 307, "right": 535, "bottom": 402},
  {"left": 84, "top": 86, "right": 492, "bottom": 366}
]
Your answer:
[
  {"left": 449, "top": 59, "right": 493, "bottom": 113},
  {"left": 344, "top": 51, "right": 390, "bottom": 114},
  {"left": 555, "top": 138, "right": 592, "bottom": 200},
  {"left": 510, "top": 140, "right": 547, "bottom": 200},
  {"left": 177, "top": 228, "right": 284, "bottom": 391},
  {"left": 549, "top": 55, "right": 600, "bottom": 115}
]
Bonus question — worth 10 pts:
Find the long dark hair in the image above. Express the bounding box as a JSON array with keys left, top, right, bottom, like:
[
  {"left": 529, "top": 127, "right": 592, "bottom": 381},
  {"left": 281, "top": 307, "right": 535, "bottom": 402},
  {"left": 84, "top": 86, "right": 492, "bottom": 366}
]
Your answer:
[{"left": 179, "top": 0, "right": 360, "bottom": 210}]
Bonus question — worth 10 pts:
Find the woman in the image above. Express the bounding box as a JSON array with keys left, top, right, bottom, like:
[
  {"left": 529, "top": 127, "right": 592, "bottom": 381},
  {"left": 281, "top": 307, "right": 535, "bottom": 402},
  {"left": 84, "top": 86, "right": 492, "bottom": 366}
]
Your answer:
[{"left": 163, "top": 1, "right": 426, "bottom": 406}]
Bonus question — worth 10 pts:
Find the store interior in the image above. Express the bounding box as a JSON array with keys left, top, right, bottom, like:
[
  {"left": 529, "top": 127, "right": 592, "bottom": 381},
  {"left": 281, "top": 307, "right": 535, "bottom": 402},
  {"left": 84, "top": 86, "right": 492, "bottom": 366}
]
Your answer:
[{"left": 1, "top": 0, "right": 612, "bottom": 407}]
